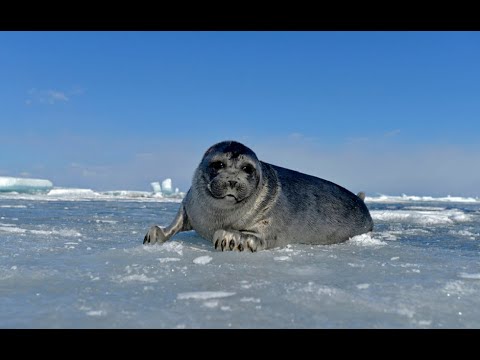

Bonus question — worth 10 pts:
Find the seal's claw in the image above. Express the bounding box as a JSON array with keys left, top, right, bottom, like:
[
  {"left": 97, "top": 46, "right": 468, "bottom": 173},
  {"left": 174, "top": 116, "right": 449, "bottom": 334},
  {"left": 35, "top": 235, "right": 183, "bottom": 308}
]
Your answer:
[
  {"left": 212, "top": 229, "right": 265, "bottom": 253},
  {"left": 143, "top": 225, "right": 167, "bottom": 245}
]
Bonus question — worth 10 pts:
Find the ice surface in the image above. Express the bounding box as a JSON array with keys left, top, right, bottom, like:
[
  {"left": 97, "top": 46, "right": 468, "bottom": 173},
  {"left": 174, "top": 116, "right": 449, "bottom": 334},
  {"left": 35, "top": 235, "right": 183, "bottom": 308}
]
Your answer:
[
  {"left": 0, "top": 176, "right": 53, "bottom": 193},
  {"left": 1, "top": 196, "right": 480, "bottom": 328}
]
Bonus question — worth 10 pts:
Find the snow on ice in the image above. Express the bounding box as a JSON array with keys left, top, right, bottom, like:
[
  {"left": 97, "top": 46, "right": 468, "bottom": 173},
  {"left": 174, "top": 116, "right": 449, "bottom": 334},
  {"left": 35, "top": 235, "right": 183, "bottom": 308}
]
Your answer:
[{"left": 0, "top": 192, "right": 479, "bottom": 328}]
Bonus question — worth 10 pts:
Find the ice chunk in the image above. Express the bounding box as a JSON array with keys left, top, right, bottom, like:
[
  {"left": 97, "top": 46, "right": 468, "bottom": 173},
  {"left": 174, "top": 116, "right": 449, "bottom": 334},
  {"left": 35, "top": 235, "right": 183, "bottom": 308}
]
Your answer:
[
  {"left": 458, "top": 273, "right": 480, "bottom": 280},
  {"left": 356, "top": 283, "right": 370, "bottom": 289},
  {"left": 177, "top": 291, "right": 236, "bottom": 300},
  {"left": 149, "top": 178, "right": 184, "bottom": 198},
  {"left": 86, "top": 310, "right": 106, "bottom": 317},
  {"left": 193, "top": 256, "right": 213, "bottom": 265},
  {"left": 150, "top": 182, "right": 162, "bottom": 193},
  {"left": 157, "top": 257, "right": 181, "bottom": 263},
  {"left": 348, "top": 233, "right": 387, "bottom": 246},
  {"left": 116, "top": 274, "right": 158, "bottom": 283},
  {"left": 0, "top": 176, "right": 53, "bottom": 193},
  {"left": 161, "top": 178, "right": 173, "bottom": 195}
]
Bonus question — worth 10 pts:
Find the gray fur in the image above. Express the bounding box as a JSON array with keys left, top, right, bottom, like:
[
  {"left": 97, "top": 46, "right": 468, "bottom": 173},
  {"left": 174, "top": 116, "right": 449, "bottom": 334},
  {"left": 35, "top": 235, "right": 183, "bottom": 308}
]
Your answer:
[{"left": 144, "top": 140, "right": 373, "bottom": 252}]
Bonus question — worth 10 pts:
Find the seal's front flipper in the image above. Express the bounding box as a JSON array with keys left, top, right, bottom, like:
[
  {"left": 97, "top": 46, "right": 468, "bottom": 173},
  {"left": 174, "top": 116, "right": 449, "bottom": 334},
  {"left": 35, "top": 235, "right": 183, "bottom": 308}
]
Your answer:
[
  {"left": 143, "top": 204, "right": 191, "bottom": 245},
  {"left": 357, "top": 192, "right": 366, "bottom": 201},
  {"left": 212, "top": 229, "right": 266, "bottom": 252},
  {"left": 143, "top": 225, "right": 167, "bottom": 244}
]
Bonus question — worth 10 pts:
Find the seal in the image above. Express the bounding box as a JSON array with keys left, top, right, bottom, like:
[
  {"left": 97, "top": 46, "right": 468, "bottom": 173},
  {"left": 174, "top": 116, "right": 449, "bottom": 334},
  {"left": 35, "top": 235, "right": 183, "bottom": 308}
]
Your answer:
[{"left": 143, "top": 140, "right": 373, "bottom": 252}]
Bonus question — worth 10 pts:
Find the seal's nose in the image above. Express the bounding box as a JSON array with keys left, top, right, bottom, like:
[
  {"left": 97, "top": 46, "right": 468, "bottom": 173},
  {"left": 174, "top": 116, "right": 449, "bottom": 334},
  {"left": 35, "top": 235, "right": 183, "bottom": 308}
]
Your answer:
[{"left": 228, "top": 180, "right": 237, "bottom": 188}]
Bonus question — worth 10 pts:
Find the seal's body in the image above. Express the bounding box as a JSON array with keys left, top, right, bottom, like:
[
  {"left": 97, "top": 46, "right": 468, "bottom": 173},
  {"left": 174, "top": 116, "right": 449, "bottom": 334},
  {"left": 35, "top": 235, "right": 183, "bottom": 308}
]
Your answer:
[{"left": 144, "top": 141, "right": 373, "bottom": 252}]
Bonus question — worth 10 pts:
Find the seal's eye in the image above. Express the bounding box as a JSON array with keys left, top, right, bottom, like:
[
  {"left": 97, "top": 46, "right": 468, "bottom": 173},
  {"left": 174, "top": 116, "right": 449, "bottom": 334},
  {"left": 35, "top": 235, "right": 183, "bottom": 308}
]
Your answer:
[
  {"left": 210, "top": 161, "right": 225, "bottom": 170},
  {"left": 242, "top": 164, "right": 255, "bottom": 174}
]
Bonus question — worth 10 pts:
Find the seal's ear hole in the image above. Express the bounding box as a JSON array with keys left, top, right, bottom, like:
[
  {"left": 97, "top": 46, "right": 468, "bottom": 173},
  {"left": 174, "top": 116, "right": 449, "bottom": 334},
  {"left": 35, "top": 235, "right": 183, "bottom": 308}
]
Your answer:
[
  {"left": 210, "top": 161, "right": 225, "bottom": 170},
  {"left": 242, "top": 164, "right": 255, "bottom": 174}
]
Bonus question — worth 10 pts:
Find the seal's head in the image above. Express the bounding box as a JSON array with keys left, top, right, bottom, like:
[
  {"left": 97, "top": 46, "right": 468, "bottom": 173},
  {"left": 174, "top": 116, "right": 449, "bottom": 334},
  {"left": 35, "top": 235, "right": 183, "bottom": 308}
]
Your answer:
[{"left": 195, "top": 141, "right": 262, "bottom": 205}]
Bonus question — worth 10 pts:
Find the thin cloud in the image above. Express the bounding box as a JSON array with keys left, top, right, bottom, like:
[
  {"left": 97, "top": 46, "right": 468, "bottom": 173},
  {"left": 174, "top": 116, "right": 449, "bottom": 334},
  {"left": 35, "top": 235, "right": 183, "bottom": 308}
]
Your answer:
[
  {"left": 135, "top": 153, "right": 154, "bottom": 159},
  {"left": 287, "top": 132, "right": 319, "bottom": 144},
  {"left": 69, "top": 163, "right": 103, "bottom": 178},
  {"left": 288, "top": 132, "right": 304, "bottom": 140},
  {"left": 81, "top": 169, "right": 97, "bottom": 177},
  {"left": 384, "top": 129, "right": 401, "bottom": 137},
  {"left": 345, "top": 136, "right": 369, "bottom": 145},
  {"left": 25, "top": 87, "right": 83, "bottom": 106},
  {"left": 47, "top": 90, "right": 69, "bottom": 104}
]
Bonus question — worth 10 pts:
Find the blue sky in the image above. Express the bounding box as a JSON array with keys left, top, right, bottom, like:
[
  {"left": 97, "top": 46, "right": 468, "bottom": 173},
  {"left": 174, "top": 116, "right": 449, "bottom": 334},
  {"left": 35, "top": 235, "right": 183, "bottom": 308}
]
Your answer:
[{"left": 1, "top": 31, "right": 479, "bottom": 196}]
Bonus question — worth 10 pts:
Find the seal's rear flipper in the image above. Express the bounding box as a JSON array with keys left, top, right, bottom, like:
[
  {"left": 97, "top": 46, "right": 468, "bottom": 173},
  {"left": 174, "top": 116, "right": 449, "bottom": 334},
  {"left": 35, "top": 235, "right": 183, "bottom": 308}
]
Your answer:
[{"left": 357, "top": 192, "right": 366, "bottom": 201}]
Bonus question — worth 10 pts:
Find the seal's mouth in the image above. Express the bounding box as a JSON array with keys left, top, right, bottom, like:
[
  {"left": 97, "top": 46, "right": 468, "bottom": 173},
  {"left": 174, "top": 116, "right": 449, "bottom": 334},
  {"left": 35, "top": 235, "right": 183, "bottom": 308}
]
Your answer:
[
  {"left": 224, "top": 194, "right": 238, "bottom": 201},
  {"left": 213, "top": 193, "right": 242, "bottom": 203},
  {"left": 207, "top": 182, "right": 244, "bottom": 203}
]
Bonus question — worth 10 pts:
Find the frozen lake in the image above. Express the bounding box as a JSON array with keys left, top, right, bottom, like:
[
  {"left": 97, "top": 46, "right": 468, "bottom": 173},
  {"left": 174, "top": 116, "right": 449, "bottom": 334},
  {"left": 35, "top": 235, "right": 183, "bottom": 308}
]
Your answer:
[{"left": 1, "top": 192, "right": 480, "bottom": 328}]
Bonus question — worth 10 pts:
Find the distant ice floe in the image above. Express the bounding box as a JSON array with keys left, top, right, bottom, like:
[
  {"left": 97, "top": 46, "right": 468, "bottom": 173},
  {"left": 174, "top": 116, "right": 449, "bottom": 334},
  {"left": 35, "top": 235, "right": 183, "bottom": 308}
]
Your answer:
[
  {"left": 371, "top": 208, "right": 472, "bottom": 225},
  {"left": 0, "top": 176, "right": 53, "bottom": 193},
  {"left": 0, "top": 188, "right": 184, "bottom": 203},
  {"left": 48, "top": 188, "right": 99, "bottom": 197},
  {"left": 366, "top": 194, "right": 479, "bottom": 203},
  {"left": 0, "top": 176, "right": 185, "bottom": 202}
]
